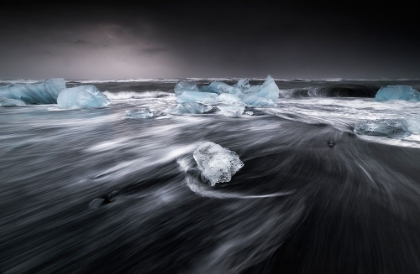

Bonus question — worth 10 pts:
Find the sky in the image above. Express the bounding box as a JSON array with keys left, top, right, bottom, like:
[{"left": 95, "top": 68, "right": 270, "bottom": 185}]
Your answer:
[{"left": 1, "top": 1, "right": 420, "bottom": 80}]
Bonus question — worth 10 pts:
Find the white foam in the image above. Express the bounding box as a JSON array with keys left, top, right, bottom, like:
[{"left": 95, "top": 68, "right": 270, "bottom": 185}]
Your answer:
[{"left": 103, "top": 91, "right": 174, "bottom": 100}]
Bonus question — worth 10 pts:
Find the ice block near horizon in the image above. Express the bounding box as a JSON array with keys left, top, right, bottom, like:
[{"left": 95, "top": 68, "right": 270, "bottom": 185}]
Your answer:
[
  {"left": 176, "top": 90, "right": 219, "bottom": 104},
  {"left": 174, "top": 80, "right": 201, "bottom": 95},
  {"left": 0, "top": 78, "right": 66, "bottom": 104},
  {"left": 0, "top": 96, "right": 26, "bottom": 106},
  {"left": 57, "top": 85, "right": 110, "bottom": 109},
  {"left": 375, "top": 85, "right": 420, "bottom": 102},
  {"left": 170, "top": 102, "right": 213, "bottom": 115},
  {"left": 217, "top": 93, "right": 243, "bottom": 105},
  {"left": 217, "top": 104, "right": 245, "bottom": 117},
  {"left": 173, "top": 75, "right": 280, "bottom": 107}
]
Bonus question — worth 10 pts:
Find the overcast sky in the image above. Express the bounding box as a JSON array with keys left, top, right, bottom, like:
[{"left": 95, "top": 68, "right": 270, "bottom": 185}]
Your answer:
[{"left": 1, "top": 1, "right": 420, "bottom": 80}]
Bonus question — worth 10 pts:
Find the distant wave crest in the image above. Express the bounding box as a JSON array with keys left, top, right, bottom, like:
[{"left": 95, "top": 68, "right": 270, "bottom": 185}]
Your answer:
[{"left": 103, "top": 91, "right": 175, "bottom": 100}]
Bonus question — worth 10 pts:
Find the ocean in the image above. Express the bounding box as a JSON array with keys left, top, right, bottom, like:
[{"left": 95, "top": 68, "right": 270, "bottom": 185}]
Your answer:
[{"left": 1, "top": 78, "right": 420, "bottom": 273}]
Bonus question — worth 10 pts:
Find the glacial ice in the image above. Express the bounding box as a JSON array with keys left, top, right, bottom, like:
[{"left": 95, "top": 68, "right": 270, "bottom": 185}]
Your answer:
[
  {"left": 217, "top": 93, "right": 243, "bottom": 105},
  {"left": 235, "top": 78, "right": 251, "bottom": 89},
  {"left": 176, "top": 91, "right": 219, "bottom": 104},
  {"left": 354, "top": 119, "right": 411, "bottom": 138},
  {"left": 193, "top": 142, "right": 244, "bottom": 186},
  {"left": 241, "top": 95, "right": 276, "bottom": 107},
  {"left": 407, "top": 118, "right": 420, "bottom": 135},
  {"left": 170, "top": 102, "right": 213, "bottom": 115},
  {"left": 125, "top": 108, "right": 154, "bottom": 118},
  {"left": 247, "top": 76, "right": 280, "bottom": 100},
  {"left": 217, "top": 104, "right": 245, "bottom": 117},
  {"left": 174, "top": 80, "right": 200, "bottom": 95},
  {"left": 0, "top": 78, "right": 66, "bottom": 104},
  {"left": 0, "top": 96, "right": 26, "bottom": 107},
  {"left": 240, "top": 76, "right": 280, "bottom": 106},
  {"left": 215, "top": 94, "right": 245, "bottom": 116},
  {"left": 173, "top": 75, "right": 279, "bottom": 107},
  {"left": 202, "top": 81, "right": 243, "bottom": 97},
  {"left": 375, "top": 85, "right": 420, "bottom": 102},
  {"left": 57, "top": 85, "right": 110, "bottom": 109}
]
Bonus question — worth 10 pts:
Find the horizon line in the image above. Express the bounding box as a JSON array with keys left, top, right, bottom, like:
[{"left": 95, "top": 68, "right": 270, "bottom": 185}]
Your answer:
[{"left": 1, "top": 77, "right": 420, "bottom": 83}]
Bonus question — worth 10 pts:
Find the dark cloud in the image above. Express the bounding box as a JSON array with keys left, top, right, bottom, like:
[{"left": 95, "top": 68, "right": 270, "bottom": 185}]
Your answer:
[
  {"left": 0, "top": 1, "right": 419, "bottom": 79},
  {"left": 142, "top": 47, "right": 167, "bottom": 56},
  {"left": 74, "top": 40, "right": 89, "bottom": 45}
]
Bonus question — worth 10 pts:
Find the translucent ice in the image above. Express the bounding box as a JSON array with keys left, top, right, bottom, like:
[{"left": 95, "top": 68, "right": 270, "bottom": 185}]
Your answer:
[
  {"left": 125, "top": 108, "right": 154, "bottom": 118},
  {"left": 241, "top": 95, "right": 277, "bottom": 107},
  {"left": 216, "top": 94, "right": 245, "bottom": 116},
  {"left": 193, "top": 142, "right": 244, "bottom": 186},
  {"left": 217, "top": 93, "right": 243, "bottom": 105},
  {"left": 176, "top": 91, "right": 219, "bottom": 104},
  {"left": 170, "top": 102, "right": 213, "bottom": 115},
  {"left": 174, "top": 80, "right": 200, "bottom": 95},
  {"left": 354, "top": 119, "right": 411, "bottom": 138},
  {"left": 203, "top": 81, "right": 243, "bottom": 97},
  {"left": 217, "top": 104, "right": 245, "bottom": 117},
  {"left": 0, "top": 96, "right": 26, "bottom": 107},
  {"left": 173, "top": 75, "right": 279, "bottom": 107},
  {"left": 407, "top": 118, "right": 420, "bottom": 134},
  {"left": 57, "top": 85, "right": 110, "bottom": 109},
  {"left": 375, "top": 85, "right": 420, "bottom": 102},
  {"left": 251, "top": 75, "right": 280, "bottom": 101},
  {"left": 0, "top": 78, "right": 66, "bottom": 104},
  {"left": 240, "top": 75, "right": 280, "bottom": 106},
  {"left": 234, "top": 78, "right": 251, "bottom": 89}
]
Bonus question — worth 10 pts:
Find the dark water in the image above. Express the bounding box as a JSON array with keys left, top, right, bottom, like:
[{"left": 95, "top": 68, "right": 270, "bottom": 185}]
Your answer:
[{"left": 1, "top": 79, "right": 420, "bottom": 273}]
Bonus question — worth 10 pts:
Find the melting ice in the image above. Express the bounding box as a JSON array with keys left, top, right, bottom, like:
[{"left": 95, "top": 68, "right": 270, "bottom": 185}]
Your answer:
[
  {"left": 217, "top": 104, "right": 245, "bottom": 117},
  {"left": 193, "top": 142, "right": 244, "bottom": 186},
  {"left": 174, "top": 75, "right": 280, "bottom": 107},
  {"left": 354, "top": 119, "right": 411, "bottom": 138},
  {"left": 170, "top": 102, "right": 213, "bottom": 115},
  {"left": 57, "top": 85, "right": 110, "bottom": 109},
  {"left": 125, "top": 108, "right": 154, "bottom": 118},
  {"left": 0, "top": 96, "right": 26, "bottom": 107},
  {"left": 0, "top": 78, "right": 66, "bottom": 104},
  {"left": 375, "top": 85, "right": 420, "bottom": 102}
]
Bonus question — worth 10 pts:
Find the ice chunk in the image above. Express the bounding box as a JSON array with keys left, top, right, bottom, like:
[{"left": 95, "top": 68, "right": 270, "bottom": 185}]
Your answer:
[
  {"left": 407, "top": 118, "right": 420, "bottom": 134},
  {"left": 57, "top": 85, "right": 110, "bottom": 109},
  {"left": 251, "top": 75, "right": 280, "bottom": 101},
  {"left": 216, "top": 94, "right": 245, "bottom": 117},
  {"left": 173, "top": 75, "right": 280, "bottom": 107},
  {"left": 375, "top": 85, "right": 420, "bottom": 102},
  {"left": 354, "top": 119, "right": 411, "bottom": 138},
  {"left": 245, "top": 111, "right": 254, "bottom": 116},
  {"left": 204, "top": 82, "right": 243, "bottom": 97},
  {"left": 217, "top": 104, "right": 245, "bottom": 117},
  {"left": 170, "top": 102, "right": 213, "bottom": 115},
  {"left": 234, "top": 78, "right": 251, "bottom": 89},
  {"left": 176, "top": 91, "right": 219, "bottom": 104},
  {"left": 241, "top": 95, "right": 276, "bottom": 106},
  {"left": 193, "top": 142, "right": 244, "bottom": 186},
  {"left": 240, "top": 75, "right": 279, "bottom": 106},
  {"left": 125, "top": 108, "right": 154, "bottom": 118},
  {"left": 217, "top": 93, "right": 243, "bottom": 105},
  {"left": 0, "top": 78, "right": 66, "bottom": 104},
  {"left": 0, "top": 96, "right": 26, "bottom": 106},
  {"left": 174, "top": 80, "right": 200, "bottom": 95}
]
